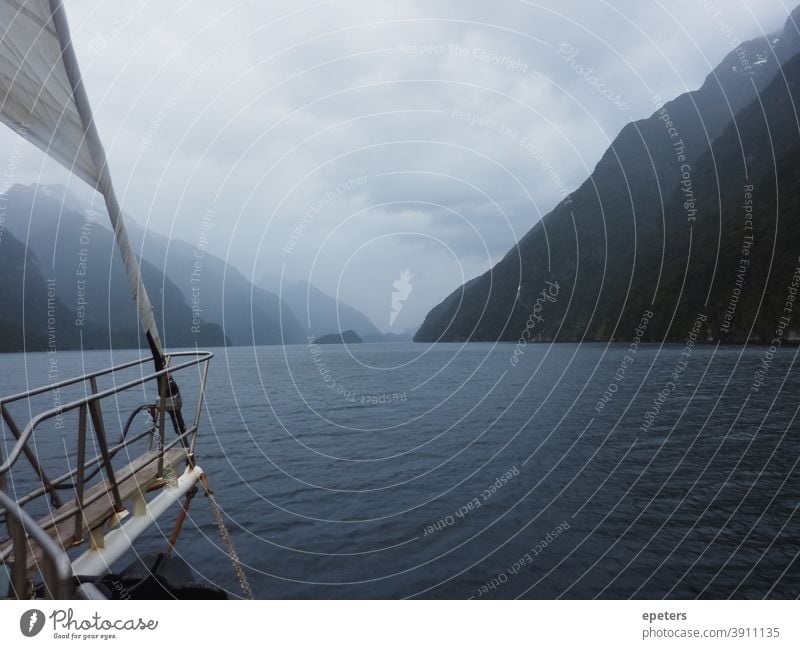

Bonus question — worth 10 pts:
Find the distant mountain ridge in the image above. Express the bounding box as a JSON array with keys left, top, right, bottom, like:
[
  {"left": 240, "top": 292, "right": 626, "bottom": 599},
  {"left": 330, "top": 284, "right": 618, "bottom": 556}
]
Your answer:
[
  {"left": 313, "top": 330, "right": 362, "bottom": 344},
  {"left": 0, "top": 183, "right": 381, "bottom": 352},
  {"left": 0, "top": 229, "right": 99, "bottom": 352},
  {"left": 258, "top": 275, "right": 382, "bottom": 341},
  {"left": 0, "top": 184, "right": 227, "bottom": 351},
  {"left": 416, "top": 7, "right": 800, "bottom": 344},
  {"left": 127, "top": 222, "right": 307, "bottom": 346}
]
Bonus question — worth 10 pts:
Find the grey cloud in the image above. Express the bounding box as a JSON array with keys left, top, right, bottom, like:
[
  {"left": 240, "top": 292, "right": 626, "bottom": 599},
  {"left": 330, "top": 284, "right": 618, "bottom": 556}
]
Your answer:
[{"left": 0, "top": 0, "right": 793, "bottom": 330}]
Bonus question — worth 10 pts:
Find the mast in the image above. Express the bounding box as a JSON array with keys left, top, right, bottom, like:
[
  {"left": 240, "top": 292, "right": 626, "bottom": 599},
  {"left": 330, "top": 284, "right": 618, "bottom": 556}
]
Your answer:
[{"left": 48, "top": 0, "right": 166, "bottom": 369}]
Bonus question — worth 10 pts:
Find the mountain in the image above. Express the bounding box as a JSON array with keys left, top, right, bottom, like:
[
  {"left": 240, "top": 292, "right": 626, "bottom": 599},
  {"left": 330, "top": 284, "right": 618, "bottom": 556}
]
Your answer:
[
  {"left": 1, "top": 182, "right": 309, "bottom": 349},
  {"left": 0, "top": 229, "right": 89, "bottom": 352},
  {"left": 362, "top": 327, "right": 418, "bottom": 343},
  {"left": 416, "top": 8, "right": 800, "bottom": 344},
  {"left": 618, "top": 48, "right": 800, "bottom": 342},
  {"left": 1, "top": 184, "right": 227, "bottom": 350},
  {"left": 313, "top": 330, "right": 362, "bottom": 344},
  {"left": 259, "top": 276, "right": 381, "bottom": 340},
  {"left": 127, "top": 224, "right": 307, "bottom": 346}
]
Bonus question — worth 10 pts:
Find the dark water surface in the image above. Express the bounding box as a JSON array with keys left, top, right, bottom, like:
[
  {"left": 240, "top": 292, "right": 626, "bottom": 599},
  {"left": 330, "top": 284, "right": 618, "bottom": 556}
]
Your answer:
[{"left": 2, "top": 342, "right": 799, "bottom": 598}]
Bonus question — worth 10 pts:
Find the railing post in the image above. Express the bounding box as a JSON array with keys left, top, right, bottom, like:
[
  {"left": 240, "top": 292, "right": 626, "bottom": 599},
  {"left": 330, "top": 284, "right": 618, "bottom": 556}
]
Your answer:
[
  {"left": 157, "top": 376, "right": 167, "bottom": 477},
  {"left": 190, "top": 359, "right": 211, "bottom": 456},
  {"left": 0, "top": 444, "right": 27, "bottom": 598},
  {"left": 88, "top": 378, "right": 123, "bottom": 512},
  {"left": 73, "top": 404, "right": 87, "bottom": 542},
  {"left": 8, "top": 514, "right": 27, "bottom": 597},
  {"left": 0, "top": 488, "right": 75, "bottom": 600},
  {"left": 42, "top": 556, "right": 59, "bottom": 599}
]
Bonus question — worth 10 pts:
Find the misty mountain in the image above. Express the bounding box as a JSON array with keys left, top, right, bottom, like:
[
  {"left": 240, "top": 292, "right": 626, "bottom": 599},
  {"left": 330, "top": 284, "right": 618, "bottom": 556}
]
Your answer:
[
  {"left": 617, "top": 48, "right": 800, "bottom": 342},
  {"left": 1, "top": 184, "right": 227, "bottom": 350},
  {"left": 259, "top": 276, "right": 381, "bottom": 341},
  {"left": 416, "top": 8, "right": 800, "bottom": 344},
  {"left": 362, "top": 327, "right": 418, "bottom": 343},
  {"left": 0, "top": 229, "right": 86, "bottom": 352},
  {"left": 313, "top": 330, "right": 363, "bottom": 344},
  {"left": 127, "top": 224, "right": 307, "bottom": 346}
]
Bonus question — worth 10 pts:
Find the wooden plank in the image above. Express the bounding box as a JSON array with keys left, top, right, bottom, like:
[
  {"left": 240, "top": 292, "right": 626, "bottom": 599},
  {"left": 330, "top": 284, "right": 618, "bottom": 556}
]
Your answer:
[{"left": 1, "top": 447, "right": 188, "bottom": 570}]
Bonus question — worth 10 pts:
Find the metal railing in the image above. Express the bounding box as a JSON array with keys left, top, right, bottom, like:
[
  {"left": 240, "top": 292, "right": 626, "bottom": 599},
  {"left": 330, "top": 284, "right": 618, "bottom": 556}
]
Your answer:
[{"left": 0, "top": 350, "right": 213, "bottom": 599}]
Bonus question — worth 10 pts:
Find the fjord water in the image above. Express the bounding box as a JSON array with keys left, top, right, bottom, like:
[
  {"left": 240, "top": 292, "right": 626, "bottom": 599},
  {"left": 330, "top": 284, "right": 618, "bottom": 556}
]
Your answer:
[{"left": 3, "top": 342, "right": 799, "bottom": 598}]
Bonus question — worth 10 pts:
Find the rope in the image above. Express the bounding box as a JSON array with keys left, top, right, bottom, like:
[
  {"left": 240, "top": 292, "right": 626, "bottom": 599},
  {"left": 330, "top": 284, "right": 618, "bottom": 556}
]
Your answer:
[{"left": 200, "top": 475, "right": 254, "bottom": 600}]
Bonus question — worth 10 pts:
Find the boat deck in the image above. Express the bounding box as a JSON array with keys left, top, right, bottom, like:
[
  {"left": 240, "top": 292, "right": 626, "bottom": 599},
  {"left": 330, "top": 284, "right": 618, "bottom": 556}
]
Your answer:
[
  {"left": 0, "top": 351, "right": 212, "bottom": 598},
  {"left": 1, "top": 447, "right": 188, "bottom": 571}
]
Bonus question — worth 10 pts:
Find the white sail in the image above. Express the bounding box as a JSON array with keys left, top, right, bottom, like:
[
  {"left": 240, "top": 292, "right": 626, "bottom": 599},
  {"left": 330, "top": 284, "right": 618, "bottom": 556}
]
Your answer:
[
  {"left": 0, "top": 0, "right": 165, "bottom": 363},
  {"left": 0, "top": 0, "right": 97, "bottom": 184}
]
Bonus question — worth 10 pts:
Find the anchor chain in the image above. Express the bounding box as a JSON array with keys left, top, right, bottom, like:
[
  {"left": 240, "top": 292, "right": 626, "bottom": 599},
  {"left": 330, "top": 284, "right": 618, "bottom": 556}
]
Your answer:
[{"left": 199, "top": 475, "right": 254, "bottom": 600}]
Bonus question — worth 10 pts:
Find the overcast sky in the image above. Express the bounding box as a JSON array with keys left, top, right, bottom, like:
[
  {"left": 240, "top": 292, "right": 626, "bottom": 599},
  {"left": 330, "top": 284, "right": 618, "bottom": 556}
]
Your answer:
[{"left": 1, "top": 0, "right": 794, "bottom": 332}]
